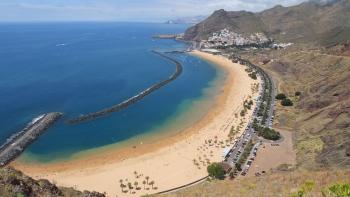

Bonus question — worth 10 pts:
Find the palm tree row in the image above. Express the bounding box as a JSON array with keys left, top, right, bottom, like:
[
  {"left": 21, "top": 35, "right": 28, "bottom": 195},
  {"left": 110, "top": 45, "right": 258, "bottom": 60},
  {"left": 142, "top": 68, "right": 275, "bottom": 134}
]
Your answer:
[{"left": 118, "top": 175, "right": 158, "bottom": 194}]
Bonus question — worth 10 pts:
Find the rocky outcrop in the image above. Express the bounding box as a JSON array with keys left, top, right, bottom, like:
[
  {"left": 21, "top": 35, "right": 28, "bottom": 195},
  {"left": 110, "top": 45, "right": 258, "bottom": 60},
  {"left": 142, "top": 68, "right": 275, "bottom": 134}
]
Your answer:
[{"left": 0, "top": 167, "right": 105, "bottom": 197}]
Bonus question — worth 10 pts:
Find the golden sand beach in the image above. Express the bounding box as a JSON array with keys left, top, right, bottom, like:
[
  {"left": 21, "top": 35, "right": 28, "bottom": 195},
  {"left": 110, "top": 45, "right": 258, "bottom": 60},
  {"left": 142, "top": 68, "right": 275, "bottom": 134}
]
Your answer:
[{"left": 11, "top": 51, "right": 261, "bottom": 196}]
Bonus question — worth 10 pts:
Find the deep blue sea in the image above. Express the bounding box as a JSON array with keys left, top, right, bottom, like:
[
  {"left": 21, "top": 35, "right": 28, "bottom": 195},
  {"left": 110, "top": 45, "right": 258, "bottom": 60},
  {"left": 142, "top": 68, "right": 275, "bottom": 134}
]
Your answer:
[{"left": 0, "top": 22, "right": 223, "bottom": 163}]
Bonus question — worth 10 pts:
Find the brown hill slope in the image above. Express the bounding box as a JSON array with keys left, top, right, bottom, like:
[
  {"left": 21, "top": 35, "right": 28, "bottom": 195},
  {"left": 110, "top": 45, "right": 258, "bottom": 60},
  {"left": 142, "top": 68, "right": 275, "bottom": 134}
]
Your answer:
[
  {"left": 184, "top": 9, "right": 266, "bottom": 40},
  {"left": 238, "top": 45, "right": 350, "bottom": 169},
  {"left": 161, "top": 170, "right": 350, "bottom": 197},
  {"left": 184, "top": 0, "right": 350, "bottom": 46}
]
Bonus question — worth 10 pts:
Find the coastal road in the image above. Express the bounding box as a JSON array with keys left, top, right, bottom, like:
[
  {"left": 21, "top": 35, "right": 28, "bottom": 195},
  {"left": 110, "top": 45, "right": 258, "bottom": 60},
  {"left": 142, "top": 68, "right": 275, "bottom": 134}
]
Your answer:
[
  {"left": 222, "top": 55, "right": 276, "bottom": 177},
  {"left": 265, "top": 71, "right": 276, "bottom": 128},
  {"left": 225, "top": 125, "right": 255, "bottom": 167},
  {"left": 241, "top": 142, "right": 261, "bottom": 175}
]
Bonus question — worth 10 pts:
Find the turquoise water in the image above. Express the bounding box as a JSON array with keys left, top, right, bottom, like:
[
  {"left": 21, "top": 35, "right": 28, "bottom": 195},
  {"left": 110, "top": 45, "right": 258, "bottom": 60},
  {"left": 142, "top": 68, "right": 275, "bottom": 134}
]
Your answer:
[{"left": 0, "top": 22, "right": 223, "bottom": 163}]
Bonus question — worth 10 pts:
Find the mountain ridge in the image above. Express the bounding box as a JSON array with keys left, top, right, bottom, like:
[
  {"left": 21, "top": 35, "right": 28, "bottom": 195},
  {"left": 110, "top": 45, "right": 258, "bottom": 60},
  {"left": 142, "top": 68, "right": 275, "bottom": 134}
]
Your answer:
[{"left": 184, "top": 0, "right": 350, "bottom": 46}]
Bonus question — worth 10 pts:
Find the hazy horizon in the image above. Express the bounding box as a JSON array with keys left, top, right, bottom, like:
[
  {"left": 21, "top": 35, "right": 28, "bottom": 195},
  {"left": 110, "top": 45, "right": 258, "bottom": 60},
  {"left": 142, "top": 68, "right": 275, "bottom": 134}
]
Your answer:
[{"left": 0, "top": 0, "right": 307, "bottom": 22}]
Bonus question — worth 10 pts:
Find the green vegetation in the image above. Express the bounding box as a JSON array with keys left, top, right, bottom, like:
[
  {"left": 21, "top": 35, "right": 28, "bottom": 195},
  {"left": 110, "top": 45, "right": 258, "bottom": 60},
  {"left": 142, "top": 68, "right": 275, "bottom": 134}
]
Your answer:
[
  {"left": 207, "top": 163, "right": 225, "bottom": 179},
  {"left": 245, "top": 68, "right": 253, "bottom": 73},
  {"left": 235, "top": 163, "right": 242, "bottom": 171},
  {"left": 235, "top": 140, "right": 254, "bottom": 170},
  {"left": 228, "top": 171, "right": 234, "bottom": 179},
  {"left": 259, "top": 127, "right": 281, "bottom": 141},
  {"left": 275, "top": 93, "right": 294, "bottom": 106},
  {"left": 253, "top": 121, "right": 281, "bottom": 140},
  {"left": 245, "top": 66, "right": 258, "bottom": 80},
  {"left": 248, "top": 72, "right": 257, "bottom": 80},
  {"left": 275, "top": 93, "right": 287, "bottom": 100},
  {"left": 15, "top": 193, "right": 25, "bottom": 197},
  {"left": 325, "top": 183, "right": 350, "bottom": 197},
  {"left": 248, "top": 100, "right": 253, "bottom": 106},
  {"left": 281, "top": 98, "right": 293, "bottom": 106},
  {"left": 243, "top": 99, "right": 254, "bottom": 110},
  {"left": 240, "top": 109, "right": 246, "bottom": 117},
  {"left": 291, "top": 180, "right": 315, "bottom": 197},
  {"left": 228, "top": 126, "right": 238, "bottom": 139},
  {"left": 292, "top": 181, "right": 350, "bottom": 197}
]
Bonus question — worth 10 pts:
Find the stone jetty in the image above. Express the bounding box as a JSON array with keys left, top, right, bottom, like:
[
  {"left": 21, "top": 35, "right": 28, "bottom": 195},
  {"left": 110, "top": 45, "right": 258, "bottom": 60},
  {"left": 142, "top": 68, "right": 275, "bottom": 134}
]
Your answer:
[
  {"left": 67, "top": 51, "right": 183, "bottom": 124},
  {"left": 0, "top": 112, "right": 62, "bottom": 166}
]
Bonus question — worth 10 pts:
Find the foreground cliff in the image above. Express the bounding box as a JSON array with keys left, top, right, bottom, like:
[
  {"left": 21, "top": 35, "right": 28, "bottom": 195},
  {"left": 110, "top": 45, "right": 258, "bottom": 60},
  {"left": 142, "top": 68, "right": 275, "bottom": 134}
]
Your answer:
[{"left": 0, "top": 167, "right": 105, "bottom": 197}]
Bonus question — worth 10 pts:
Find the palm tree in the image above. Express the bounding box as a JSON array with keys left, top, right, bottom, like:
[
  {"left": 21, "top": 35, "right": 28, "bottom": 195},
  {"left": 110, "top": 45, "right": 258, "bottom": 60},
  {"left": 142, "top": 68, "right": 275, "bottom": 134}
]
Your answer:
[
  {"left": 128, "top": 182, "right": 133, "bottom": 194},
  {"left": 121, "top": 183, "right": 127, "bottom": 193},
  {"left": 134, "top": 171, "right": 138, "bottom": 178},
  {"left": 145, "top": 176, "right": 150, "bottom": 184},
  {"left": 134, "top": 181, "right": 139, "bottom": 190},
  {"left": 149, "top": 181, "right": 155, "bottom": 189},
  {"left": 120, "top": 183, "right": 124, "bottom": 192},
  {"left": 142, "top": 180, "right": 146, "bottom": 189}
]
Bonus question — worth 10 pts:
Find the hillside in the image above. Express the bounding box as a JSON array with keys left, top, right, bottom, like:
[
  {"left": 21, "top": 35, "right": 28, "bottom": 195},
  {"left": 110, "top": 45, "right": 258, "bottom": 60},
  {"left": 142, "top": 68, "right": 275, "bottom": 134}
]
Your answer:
[
  {"left": 161, "top": 43, "right": 350, "bottom": 196},
  {"left": 184, "top": 0, "right": 350, "bottom": 46},
  {"left": 0, "top": 167, "right": 105, "bottom": 197},
  {"left": 161, "top": 170, "right": 350, "bottom": 197},
  {"left": 241, "top": 45, "right": 350, "bottom": 169},
  {"left": 184, "top": 9, "right": 265, "bottom": 40}
]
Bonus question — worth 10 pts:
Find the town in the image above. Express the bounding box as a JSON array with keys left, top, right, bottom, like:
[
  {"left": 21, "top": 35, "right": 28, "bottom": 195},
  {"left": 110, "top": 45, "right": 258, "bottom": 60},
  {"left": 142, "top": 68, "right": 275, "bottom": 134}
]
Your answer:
[{"left": 198, "top": 28, "right": 292, "bottom": 50}]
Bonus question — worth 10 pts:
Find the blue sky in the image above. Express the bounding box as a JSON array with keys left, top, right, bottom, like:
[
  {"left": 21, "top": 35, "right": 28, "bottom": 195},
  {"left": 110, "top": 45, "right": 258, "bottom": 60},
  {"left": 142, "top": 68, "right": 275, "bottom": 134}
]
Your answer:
[{"left": 0, "top": 0, "right": 306, "bottom": 22}]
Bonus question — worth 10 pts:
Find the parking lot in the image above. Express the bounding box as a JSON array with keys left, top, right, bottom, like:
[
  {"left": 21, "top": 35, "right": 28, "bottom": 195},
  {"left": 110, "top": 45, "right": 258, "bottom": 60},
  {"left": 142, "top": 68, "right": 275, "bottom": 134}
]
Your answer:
[{"left": 222, "top": 56, "right": 277, "bottom": 178}]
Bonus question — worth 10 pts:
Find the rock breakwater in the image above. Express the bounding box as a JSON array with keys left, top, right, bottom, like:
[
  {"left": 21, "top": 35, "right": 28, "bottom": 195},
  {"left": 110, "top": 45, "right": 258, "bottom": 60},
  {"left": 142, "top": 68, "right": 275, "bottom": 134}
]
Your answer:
[{"left": 67, "top": 51, "right": 183, "bottom": 124}]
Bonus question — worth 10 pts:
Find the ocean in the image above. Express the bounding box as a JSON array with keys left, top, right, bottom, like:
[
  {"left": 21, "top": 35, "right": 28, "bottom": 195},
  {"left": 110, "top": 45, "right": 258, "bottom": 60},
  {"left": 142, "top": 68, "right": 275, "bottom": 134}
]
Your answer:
[{"left": 0, "top": 22, "right": 225, "bottom": 163}]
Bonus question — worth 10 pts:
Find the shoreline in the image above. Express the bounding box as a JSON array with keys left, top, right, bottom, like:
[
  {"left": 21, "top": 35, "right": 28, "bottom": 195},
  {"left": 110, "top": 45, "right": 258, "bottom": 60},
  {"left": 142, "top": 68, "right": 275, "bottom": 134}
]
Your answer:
[
  {"left": 16, "top": 52, "right": 226, "bottom": 166},
  {"left": 11, "top": 51, "right": 260, "bottom": 196}
]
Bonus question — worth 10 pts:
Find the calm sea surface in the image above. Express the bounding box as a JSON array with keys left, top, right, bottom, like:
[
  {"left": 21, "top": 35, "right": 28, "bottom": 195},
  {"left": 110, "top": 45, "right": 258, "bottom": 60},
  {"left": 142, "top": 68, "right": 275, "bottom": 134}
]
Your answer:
[{"left": 0, "top": 22, "right": 224, "bottom": 163}]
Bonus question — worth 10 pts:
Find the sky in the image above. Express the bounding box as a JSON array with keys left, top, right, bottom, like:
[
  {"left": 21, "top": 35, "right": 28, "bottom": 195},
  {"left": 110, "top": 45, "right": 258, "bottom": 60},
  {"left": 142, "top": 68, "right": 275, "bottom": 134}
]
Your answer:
[{"left": 0, "top": 0, "right": 307, "bottom": 22}]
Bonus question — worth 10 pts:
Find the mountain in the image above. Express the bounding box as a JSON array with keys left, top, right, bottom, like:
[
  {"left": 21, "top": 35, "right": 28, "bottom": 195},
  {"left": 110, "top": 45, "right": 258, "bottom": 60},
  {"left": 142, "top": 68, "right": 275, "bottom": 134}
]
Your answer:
[
  {"left": 165, "top": 15, "right": 207, "bottom": 24},
  {"left": 184, "top": 0, "right": 350, "bottom": 46}
]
